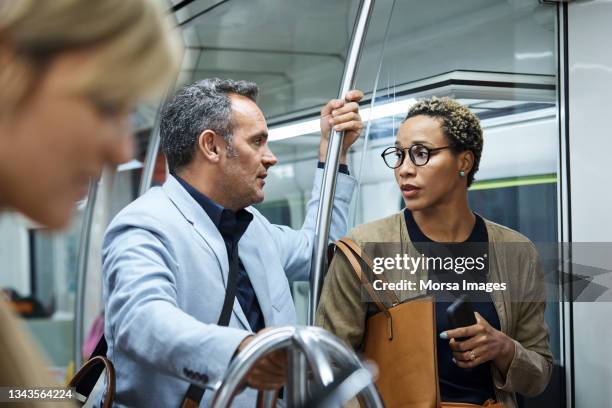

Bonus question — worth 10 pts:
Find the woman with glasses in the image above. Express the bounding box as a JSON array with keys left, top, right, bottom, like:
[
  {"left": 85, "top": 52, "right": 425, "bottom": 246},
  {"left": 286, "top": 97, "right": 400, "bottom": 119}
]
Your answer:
[{"left": 316, "top": 98, "right": 552, "bottom": 408}]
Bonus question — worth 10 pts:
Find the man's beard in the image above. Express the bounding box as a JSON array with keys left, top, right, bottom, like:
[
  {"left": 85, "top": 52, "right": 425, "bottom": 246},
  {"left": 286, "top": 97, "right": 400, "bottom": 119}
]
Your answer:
[{"left": 223, "top": 167, "right": 260, "bottom": 210}]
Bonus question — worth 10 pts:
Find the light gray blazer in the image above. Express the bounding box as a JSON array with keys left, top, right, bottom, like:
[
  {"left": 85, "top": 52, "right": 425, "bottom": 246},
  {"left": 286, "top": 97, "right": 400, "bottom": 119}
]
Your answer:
[{"left": 102, "top": 169, "right": 356, "bottom": 407}]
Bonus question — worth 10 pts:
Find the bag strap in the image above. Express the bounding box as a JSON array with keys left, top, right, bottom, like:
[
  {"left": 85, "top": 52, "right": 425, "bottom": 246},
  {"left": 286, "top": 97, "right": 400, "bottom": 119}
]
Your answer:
[
  {"left": 69, "top": 355, "right": 114, "bottom": 408},
  {"left": 335, "top": 240, "right": 389, "bottom": 314},
  {"left": 337, "top": 238, "right": 400, "bottom": 305},
  {"left": 180, "top": 244, "right": 241, "bottom": 407},
  {"left": 66, "top": 326, "right": 109, "bottom": 405},
  {"left": 335, "top": 238, "right": 399, "bottom": 340},
  {"left": 217, "top": 244, "right": 241, "bottom": 327}
]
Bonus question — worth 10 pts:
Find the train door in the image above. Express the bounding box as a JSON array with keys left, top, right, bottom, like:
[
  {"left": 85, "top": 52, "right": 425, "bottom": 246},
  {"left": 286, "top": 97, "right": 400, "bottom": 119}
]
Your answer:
[{"left": 564, "top": 1, "right": 612, "bottom": 407}]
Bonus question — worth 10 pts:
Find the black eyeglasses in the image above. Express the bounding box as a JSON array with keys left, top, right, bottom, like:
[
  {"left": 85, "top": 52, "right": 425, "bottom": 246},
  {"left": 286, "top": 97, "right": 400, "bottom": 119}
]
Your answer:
[{"left": 381, "top": 144, "right": 451, "bottom": 168}]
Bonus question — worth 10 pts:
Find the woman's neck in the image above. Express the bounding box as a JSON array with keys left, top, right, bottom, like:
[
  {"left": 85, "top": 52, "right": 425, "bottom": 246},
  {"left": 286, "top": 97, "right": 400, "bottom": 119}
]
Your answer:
[{"left": 411, "top": 195, "right": 475, "bottom": 242}]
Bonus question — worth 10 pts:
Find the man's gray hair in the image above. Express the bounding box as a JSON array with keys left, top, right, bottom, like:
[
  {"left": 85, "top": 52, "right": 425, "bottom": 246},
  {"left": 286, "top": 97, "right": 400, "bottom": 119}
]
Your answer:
[{"left": 160, "top": 78, "right": 259, "bottom": 172}]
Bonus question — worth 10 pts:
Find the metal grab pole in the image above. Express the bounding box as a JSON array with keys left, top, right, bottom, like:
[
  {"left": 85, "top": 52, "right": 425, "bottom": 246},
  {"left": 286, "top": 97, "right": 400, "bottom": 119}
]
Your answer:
[
  {"left": 308, "top": 0, "right": 375, "bottom": 325},
  {"left": 73, "top": 180, "right": 99, "bottom": 370},
  {"left": 139, "top": 109, "right": 165, "bottom": 195}
]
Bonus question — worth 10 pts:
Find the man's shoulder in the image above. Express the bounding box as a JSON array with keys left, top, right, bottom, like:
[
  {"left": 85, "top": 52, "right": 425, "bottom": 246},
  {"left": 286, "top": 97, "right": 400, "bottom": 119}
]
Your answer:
[
  {"left": 106, "top": 186, "right": 182, "bottom": 236},
  {"left": 346, "top": 211, "right": 404, "bottom": 244}
]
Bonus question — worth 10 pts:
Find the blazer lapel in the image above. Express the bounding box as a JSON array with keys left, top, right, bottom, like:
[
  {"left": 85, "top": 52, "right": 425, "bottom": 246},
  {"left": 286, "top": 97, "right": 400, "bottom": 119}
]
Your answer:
[{"left": 162, "top": 176, "right": 251, "bottom": 330}]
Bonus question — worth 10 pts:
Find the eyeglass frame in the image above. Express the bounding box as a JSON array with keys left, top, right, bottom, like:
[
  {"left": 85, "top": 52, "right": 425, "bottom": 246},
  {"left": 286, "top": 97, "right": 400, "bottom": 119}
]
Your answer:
[{"left": 380, "top": 143, "right": 453, "bottom": 169}]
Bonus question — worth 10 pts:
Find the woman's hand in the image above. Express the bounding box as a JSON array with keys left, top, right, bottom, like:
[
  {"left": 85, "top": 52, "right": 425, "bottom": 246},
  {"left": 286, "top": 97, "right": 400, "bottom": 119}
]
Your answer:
[{"left": 442, "top": 312, "right": 516, "bottom": 375}]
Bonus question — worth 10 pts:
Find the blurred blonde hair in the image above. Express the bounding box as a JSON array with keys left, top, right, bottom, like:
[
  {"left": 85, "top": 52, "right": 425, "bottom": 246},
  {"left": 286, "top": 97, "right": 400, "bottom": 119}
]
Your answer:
[{"left": 0, "top": 0, "right": 182, "bottom": 116}]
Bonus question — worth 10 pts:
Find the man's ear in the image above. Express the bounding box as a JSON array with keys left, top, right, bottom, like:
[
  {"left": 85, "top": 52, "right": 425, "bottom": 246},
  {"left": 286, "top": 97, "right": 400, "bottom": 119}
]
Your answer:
[{"left": 197, "top": 130, "right": 221, "bottom": 162}]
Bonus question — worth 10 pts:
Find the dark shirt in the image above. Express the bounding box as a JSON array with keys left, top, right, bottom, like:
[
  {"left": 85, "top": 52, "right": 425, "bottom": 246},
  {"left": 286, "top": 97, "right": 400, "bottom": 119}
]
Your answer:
[
  {"left": 404, "top": 210, "right": 501, "bottom": 404},
  {"left": 173, "top": 174, "right": 265, "bottom": 333}
]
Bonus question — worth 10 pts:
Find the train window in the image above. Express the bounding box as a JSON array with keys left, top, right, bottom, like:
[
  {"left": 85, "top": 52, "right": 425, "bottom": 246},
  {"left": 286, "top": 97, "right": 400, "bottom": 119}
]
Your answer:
[
  {"left": 0, "top": 205, "right": 86, "bottom": 380},
  {"left": 469, "top": 181, "right": 558, "bottom": 243},
  {"left": 176, "top": 0, "right": 359, "bottom": 118},
  {"left": 253, "top": 198, "right": 292, "bottom": 227},
  {"left": 354, "top": 0, "right": 556, "bottom": 93},
  {"left": 28, "top": 225, "right": 80, "bottom": 316},
  {"left": 353, "top": 2, "right": 563, "bottom": 407}
]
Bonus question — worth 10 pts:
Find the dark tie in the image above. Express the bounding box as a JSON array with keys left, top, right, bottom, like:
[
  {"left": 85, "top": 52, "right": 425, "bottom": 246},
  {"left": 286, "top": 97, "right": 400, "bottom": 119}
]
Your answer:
[
  {"left": 219, "top": 212, "right": 265, "bottom": 333},
  {"left": 235, "top": 257, "right": 265, "bottom": 332}
]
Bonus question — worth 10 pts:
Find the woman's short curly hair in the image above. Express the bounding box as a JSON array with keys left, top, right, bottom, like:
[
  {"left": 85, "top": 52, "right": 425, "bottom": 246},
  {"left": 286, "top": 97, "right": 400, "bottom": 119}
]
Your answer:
[{"left": 404, "top": 97, "right": 483, "bottom": 186}]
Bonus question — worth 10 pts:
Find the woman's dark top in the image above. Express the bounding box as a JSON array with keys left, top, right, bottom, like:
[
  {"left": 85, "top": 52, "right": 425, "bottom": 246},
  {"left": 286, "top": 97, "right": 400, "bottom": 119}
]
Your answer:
[{"left": 404, "top": 210, "right": 501, "bottom": 404}]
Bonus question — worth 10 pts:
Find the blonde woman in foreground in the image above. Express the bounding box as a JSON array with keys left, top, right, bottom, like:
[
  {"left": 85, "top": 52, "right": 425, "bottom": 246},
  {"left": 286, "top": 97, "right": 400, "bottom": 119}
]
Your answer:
[{"left": 0, "top": 0, "right": 179, "bottom": 404}]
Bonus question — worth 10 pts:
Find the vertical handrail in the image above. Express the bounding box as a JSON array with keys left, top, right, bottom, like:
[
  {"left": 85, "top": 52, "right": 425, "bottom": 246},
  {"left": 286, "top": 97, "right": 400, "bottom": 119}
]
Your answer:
[
  {"left": 73, "top": 180, "right": 99, "bottom": 370},
  {"left": 287, "top": 349, "right": 307, "bottom": 407},
  {"left": 556, "top": 3, "right": 574, "bottom": 407},
  {"left": 139, "top": 121, "right": 162, "bottom": 196},
  {"left": 308, "top": 0, "right": 375, "bottom": 324}
]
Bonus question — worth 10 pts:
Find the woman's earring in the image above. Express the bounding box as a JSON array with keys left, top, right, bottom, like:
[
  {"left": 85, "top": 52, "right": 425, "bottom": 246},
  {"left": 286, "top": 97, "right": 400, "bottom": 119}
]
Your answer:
[{"left": 459, "top": 170, "right": 465, "bottom": 177}]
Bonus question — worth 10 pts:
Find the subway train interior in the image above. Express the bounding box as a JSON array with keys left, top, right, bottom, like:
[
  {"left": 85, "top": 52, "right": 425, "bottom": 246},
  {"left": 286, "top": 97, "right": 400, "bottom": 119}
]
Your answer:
[{"left": 1, "top": 0, "right": 611, "bottom": 406}]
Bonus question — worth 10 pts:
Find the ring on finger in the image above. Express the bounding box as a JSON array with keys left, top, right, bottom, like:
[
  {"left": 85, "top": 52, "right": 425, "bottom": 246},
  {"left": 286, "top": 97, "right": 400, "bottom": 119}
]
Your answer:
[{"left": 469, "top": 350, "right": 476, "bottom": 361}]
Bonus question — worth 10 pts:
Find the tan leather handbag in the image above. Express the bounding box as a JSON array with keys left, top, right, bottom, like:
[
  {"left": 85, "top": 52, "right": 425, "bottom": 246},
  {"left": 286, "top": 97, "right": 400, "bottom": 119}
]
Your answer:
[{"left": 335, "top": 238, "right": 502, "bottom": 408}]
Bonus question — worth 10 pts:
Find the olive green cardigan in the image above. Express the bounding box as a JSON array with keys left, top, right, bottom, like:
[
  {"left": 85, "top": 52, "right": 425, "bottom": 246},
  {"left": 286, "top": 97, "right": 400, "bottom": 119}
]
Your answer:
[{"left": 316, "top": 210, "right": 553, "bottom": 408}]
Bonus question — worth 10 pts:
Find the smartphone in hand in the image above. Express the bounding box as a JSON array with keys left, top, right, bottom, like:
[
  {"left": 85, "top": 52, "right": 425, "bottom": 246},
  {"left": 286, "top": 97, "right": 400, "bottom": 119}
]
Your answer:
[{"left": 446, "top": 294, "right": 477, "bottom": 340}]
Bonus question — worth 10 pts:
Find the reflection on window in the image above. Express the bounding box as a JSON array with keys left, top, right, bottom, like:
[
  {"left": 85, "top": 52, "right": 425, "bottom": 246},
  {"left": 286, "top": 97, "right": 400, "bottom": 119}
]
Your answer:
[
  {"left": 28, "top": 226, "right": 79, "bottom": 316},
  {"left": 0, "top": 208, "right": 84, "bottom": 378},
  {"left": 355, "top": 0, "right": 556, "bottom": 93},
  {"left": 253, "top": 199, "right": 291, "bottom": 227},
  {"left": 469, "top": 180, "right": 557, "bottom": 242}
]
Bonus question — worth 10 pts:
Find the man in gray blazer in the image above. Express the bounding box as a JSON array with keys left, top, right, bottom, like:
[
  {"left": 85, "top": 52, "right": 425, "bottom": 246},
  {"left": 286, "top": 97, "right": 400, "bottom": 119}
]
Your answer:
[{"left": 102, "top": 78, "right": 363, "bottom": 407}]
